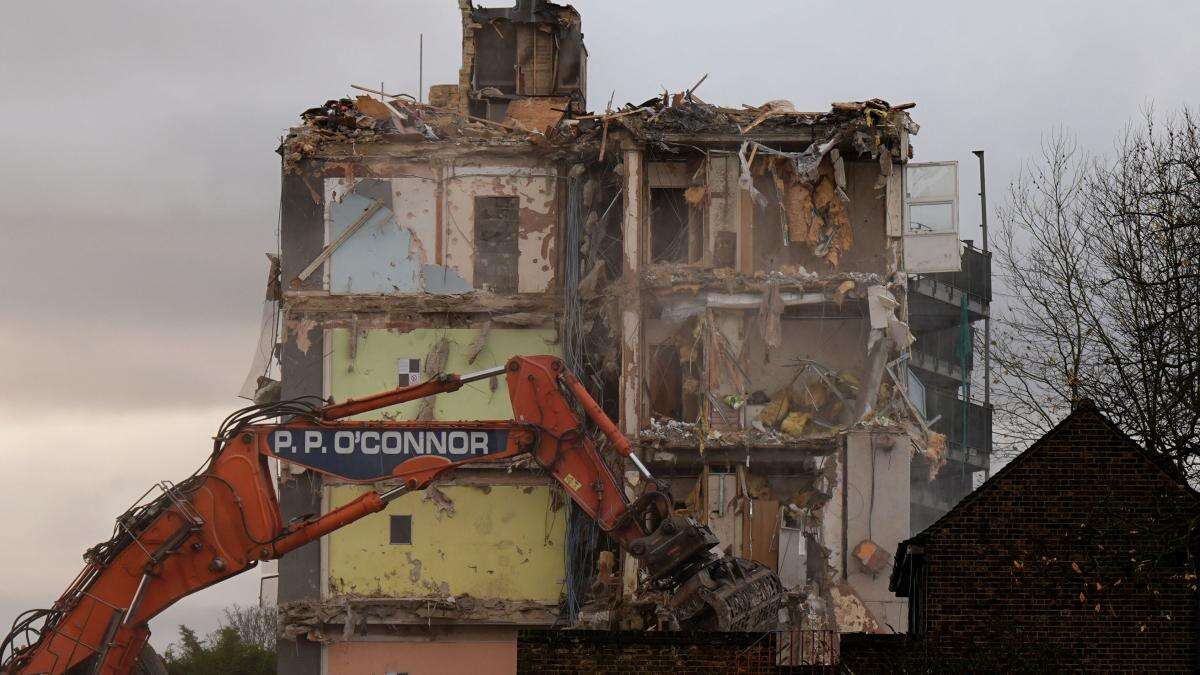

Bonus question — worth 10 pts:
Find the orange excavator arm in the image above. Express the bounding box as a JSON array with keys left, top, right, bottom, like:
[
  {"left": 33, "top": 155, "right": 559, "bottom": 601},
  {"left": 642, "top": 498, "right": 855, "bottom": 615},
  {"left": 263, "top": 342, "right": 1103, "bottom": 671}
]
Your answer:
[{"left": 2, "top": 355, "right": 781, "bottom": 675}]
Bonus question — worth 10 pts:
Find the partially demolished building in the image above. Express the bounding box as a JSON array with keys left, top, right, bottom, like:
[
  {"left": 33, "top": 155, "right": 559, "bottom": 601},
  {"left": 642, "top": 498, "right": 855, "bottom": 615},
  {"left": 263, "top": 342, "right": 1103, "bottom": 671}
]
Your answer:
[{"left": 267, "top": 1, "right": 990, "bottom": 672}]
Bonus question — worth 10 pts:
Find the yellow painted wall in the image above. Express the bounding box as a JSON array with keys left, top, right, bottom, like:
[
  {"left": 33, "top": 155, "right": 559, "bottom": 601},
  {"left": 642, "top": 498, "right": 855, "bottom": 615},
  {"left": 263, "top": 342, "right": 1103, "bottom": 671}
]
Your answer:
[
  {"left": 327, "top": 484, "right": 566, "bottom": 601},
  {"left": 329, "top": 327, "right": 561, "bottom": 421},
  {"left": 326, "top": 326, "right": 566, "bottom": 602}
]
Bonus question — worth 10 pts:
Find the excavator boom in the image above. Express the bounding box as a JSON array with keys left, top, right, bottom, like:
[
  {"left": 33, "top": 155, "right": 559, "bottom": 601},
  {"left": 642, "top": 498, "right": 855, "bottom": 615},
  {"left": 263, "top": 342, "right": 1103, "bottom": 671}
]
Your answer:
[{"left": 2, "top": 356, "right": 783, "bottom": 674}]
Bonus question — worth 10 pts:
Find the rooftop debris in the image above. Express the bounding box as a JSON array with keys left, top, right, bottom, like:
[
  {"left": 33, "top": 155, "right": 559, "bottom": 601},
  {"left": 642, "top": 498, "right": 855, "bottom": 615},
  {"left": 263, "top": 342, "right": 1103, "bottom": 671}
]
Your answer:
[
  {"left": 280, "top": 81, "right": 918, "bottom": 179},
  {"left": 299, "top": 94, "right": 438, "bottom": 140}
]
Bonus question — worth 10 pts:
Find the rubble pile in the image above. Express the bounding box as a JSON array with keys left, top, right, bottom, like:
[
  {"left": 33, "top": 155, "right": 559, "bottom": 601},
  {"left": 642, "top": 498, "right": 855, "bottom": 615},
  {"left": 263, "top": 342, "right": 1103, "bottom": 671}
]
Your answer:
[
  {"left": 280, "top": 82, "right": 919, "bottom": 185},
  {"left": 753, "top": 361, "right": 864, "bottom": 439},
  {"left": 639, "top": 262, "right": 884, "bottom": 295}
]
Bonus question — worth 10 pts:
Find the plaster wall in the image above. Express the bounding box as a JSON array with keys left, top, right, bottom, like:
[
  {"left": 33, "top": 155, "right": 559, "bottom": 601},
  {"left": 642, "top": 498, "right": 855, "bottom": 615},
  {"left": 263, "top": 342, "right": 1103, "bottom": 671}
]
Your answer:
[
  {"left": 325, "top": 635, "right": 517, "bottom": 675},
  {"left": 751, "top": 161, "right": 890, "bottom": 275},
  {"left": 443, "top": 163, "right": 558, "bottom": 293},
  {"left": 326, "top": 483, "right": 566, "bottom": 602},
  {"left": 320, "top": 160, "right": 558, "bottom": 296},
  {"left": 823, "top": 430, "right": 910, "bottom": 632}
]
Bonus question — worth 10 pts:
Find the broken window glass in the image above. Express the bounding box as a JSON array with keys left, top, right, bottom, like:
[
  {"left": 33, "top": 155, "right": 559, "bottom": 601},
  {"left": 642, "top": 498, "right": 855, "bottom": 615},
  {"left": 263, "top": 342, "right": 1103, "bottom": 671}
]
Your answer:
[
  {"left": 908, "top": 202, "right": 956, "bottom": 234},
  {"left": 906, "top": 163, "right": 957, "bottom": 202},
  {"left": 903, "top": 161, "right": 961, "bottom": 273},
  {"left": 907, "top": 370, "right": 927, "bottom": 419}
]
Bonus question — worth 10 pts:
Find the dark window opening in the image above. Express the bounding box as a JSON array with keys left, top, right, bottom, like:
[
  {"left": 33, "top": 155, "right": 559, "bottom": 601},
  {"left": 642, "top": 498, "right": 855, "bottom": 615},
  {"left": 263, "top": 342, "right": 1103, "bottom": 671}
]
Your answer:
[
  {"left": 474, "top": 196, "right": 520, "bottom": 294},
  {"left": 650, "top": 188, "right": 689, "bottom": 263},
  {"left": 472, "top": 21, "right": 518, "bottom": 94},
  {"left": 389, "top": 515, "right": 413, "bottom": 545},
  {"left": 649, "top": 344, "right": 683, "bottom": 420},
  {"left": 804, "top": 533, "right": 822, "bottom": 585}
]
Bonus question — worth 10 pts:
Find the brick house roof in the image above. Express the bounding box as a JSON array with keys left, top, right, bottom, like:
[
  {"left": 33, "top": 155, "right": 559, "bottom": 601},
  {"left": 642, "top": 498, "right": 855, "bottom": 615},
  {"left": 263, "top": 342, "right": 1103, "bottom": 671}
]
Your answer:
[{"left": 891, "top": 399, "right": 1199, "bottom": 596}]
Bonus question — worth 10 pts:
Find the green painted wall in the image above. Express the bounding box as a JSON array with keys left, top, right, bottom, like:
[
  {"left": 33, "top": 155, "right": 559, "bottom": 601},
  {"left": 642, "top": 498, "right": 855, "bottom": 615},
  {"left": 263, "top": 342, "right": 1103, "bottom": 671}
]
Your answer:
[
  {"left": 325, "top": 327, "right": 566, "bottom": 602},
  {"left": 329, "top": 327, "right": 561, "bottom": 421},
  {"left": 327, "top": 484, "right": 566, "bottom": 601}
]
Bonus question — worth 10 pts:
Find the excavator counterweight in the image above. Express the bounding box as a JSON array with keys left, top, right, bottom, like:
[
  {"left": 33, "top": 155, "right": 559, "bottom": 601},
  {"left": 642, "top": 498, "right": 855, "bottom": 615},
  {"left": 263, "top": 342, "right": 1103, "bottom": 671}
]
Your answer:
[{"left": 1, "top": 355, "right": 784, "bottom": 675}]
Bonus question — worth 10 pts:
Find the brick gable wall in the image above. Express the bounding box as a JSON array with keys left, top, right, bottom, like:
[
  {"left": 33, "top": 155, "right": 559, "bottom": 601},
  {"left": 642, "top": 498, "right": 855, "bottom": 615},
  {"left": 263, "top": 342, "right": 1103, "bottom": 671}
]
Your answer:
[{"left": 917, "top": 406, "right": 1199, "bottom": 671}]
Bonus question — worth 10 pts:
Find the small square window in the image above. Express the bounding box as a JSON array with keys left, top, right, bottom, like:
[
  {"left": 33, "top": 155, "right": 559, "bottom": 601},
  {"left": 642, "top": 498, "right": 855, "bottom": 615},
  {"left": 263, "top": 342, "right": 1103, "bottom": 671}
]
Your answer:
[{"left": 390, "top": 515, "right": 412, "bottom": 545}]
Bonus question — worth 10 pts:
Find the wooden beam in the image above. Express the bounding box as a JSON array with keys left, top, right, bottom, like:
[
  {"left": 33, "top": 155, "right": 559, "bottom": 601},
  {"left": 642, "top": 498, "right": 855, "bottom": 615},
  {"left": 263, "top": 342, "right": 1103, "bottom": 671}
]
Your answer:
[
  {"left": 657, "top": 131, "right": 817, "bottom": 146},
  {"left": 739, "top": 185, "right": 754, "bottom": 273},
  {"left": 291, "top": 200, "right": 385, "bottom": 288}
]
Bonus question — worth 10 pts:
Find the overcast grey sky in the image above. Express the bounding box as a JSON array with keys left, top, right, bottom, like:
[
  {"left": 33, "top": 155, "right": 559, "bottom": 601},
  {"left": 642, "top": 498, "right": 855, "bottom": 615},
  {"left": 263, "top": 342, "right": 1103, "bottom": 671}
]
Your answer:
[{"left": 1, "top": 0, "right": 1196, "bottom": 653}]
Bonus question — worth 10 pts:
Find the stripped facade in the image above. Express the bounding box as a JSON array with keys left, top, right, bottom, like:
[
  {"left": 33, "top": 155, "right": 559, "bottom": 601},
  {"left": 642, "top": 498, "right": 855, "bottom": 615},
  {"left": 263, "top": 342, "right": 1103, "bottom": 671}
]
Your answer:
[{"left": 263, "top": 1, "right": 990, "bottom": 672}]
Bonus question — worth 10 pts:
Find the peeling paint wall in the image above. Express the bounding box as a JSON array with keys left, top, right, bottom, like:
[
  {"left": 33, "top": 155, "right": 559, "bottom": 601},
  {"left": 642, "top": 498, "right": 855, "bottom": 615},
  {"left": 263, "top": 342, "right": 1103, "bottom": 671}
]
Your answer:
[
  {"left": 705, "top": 473, "right": 742, "bottom": 554},
  {"left": 619, "top": 148, "right": 645, "bottom": 435},
  {"left": 329, "top": 327, "right": 561, "bottom": 421},
  {"left": 705, "top": 154, "right": 741, "bottom": 267},
  {"left": 324, "top": 324, "right": 567, "bottom": 603},
  {"left": 326, "top": 483, "right": 566, "bottom": 602},
  {"left": 443, "top": 163, "right": 558, "bottom": 294},
  {"left": 325, "top": 173, "right": 457, "bottom": 294},
  {"left": 320, "top": 160, "right": 558, "bottom": 296}
]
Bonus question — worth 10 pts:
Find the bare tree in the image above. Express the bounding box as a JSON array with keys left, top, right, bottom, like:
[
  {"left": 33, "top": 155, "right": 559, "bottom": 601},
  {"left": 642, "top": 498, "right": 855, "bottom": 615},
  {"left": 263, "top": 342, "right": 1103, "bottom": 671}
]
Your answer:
[
  {"left": 994, "top": 108, "right": 1200, "bottom": 479},
  {"left": 219, "top": 604, "right": 277, "bottom": 652}
]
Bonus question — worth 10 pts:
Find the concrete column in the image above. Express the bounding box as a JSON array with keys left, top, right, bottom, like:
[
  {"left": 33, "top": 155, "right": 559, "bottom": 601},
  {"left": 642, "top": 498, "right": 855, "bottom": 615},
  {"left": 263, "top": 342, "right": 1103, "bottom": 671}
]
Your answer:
[
  {"left": 821, "top": 430, "right": 911, "bottom": 632},
  {"left": 620, "top": 147, "right": 644, "bottom": 436},
  {"left": 705, "top": 155, "right": 741, "bottom": 268},
  {"left": 277, "top": 170, "right": 326, "bottom": 675}
]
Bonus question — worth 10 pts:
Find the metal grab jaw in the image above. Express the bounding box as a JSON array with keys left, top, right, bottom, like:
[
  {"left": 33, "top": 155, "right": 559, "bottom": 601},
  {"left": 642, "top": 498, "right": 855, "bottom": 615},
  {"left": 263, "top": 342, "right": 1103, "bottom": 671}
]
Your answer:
[
  {"left": 561, "top": 365, "right": 785, "bottom": 632},
  {"left": 627, "top": 514, "right": 785, "bottom": 632}
]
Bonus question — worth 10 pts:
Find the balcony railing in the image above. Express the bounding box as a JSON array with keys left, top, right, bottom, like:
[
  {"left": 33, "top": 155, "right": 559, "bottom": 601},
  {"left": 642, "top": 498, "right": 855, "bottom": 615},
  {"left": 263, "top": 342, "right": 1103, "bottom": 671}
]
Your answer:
[
  {"left": 924, "top": 244, "right": 992, "bottom": 303},
  {"left": 926, "top": 388, "right": 992, "bottom": 454},
  {"left": 913, "top": 325, "right": 974, "bottom": 374}
]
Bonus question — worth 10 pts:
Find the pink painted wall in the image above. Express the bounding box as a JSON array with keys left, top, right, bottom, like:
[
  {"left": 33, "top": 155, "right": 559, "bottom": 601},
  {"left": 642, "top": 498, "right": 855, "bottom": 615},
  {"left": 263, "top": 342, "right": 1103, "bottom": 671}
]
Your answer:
[{"left": 325, "top": 640, "right": 516, "bottom": 675}]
